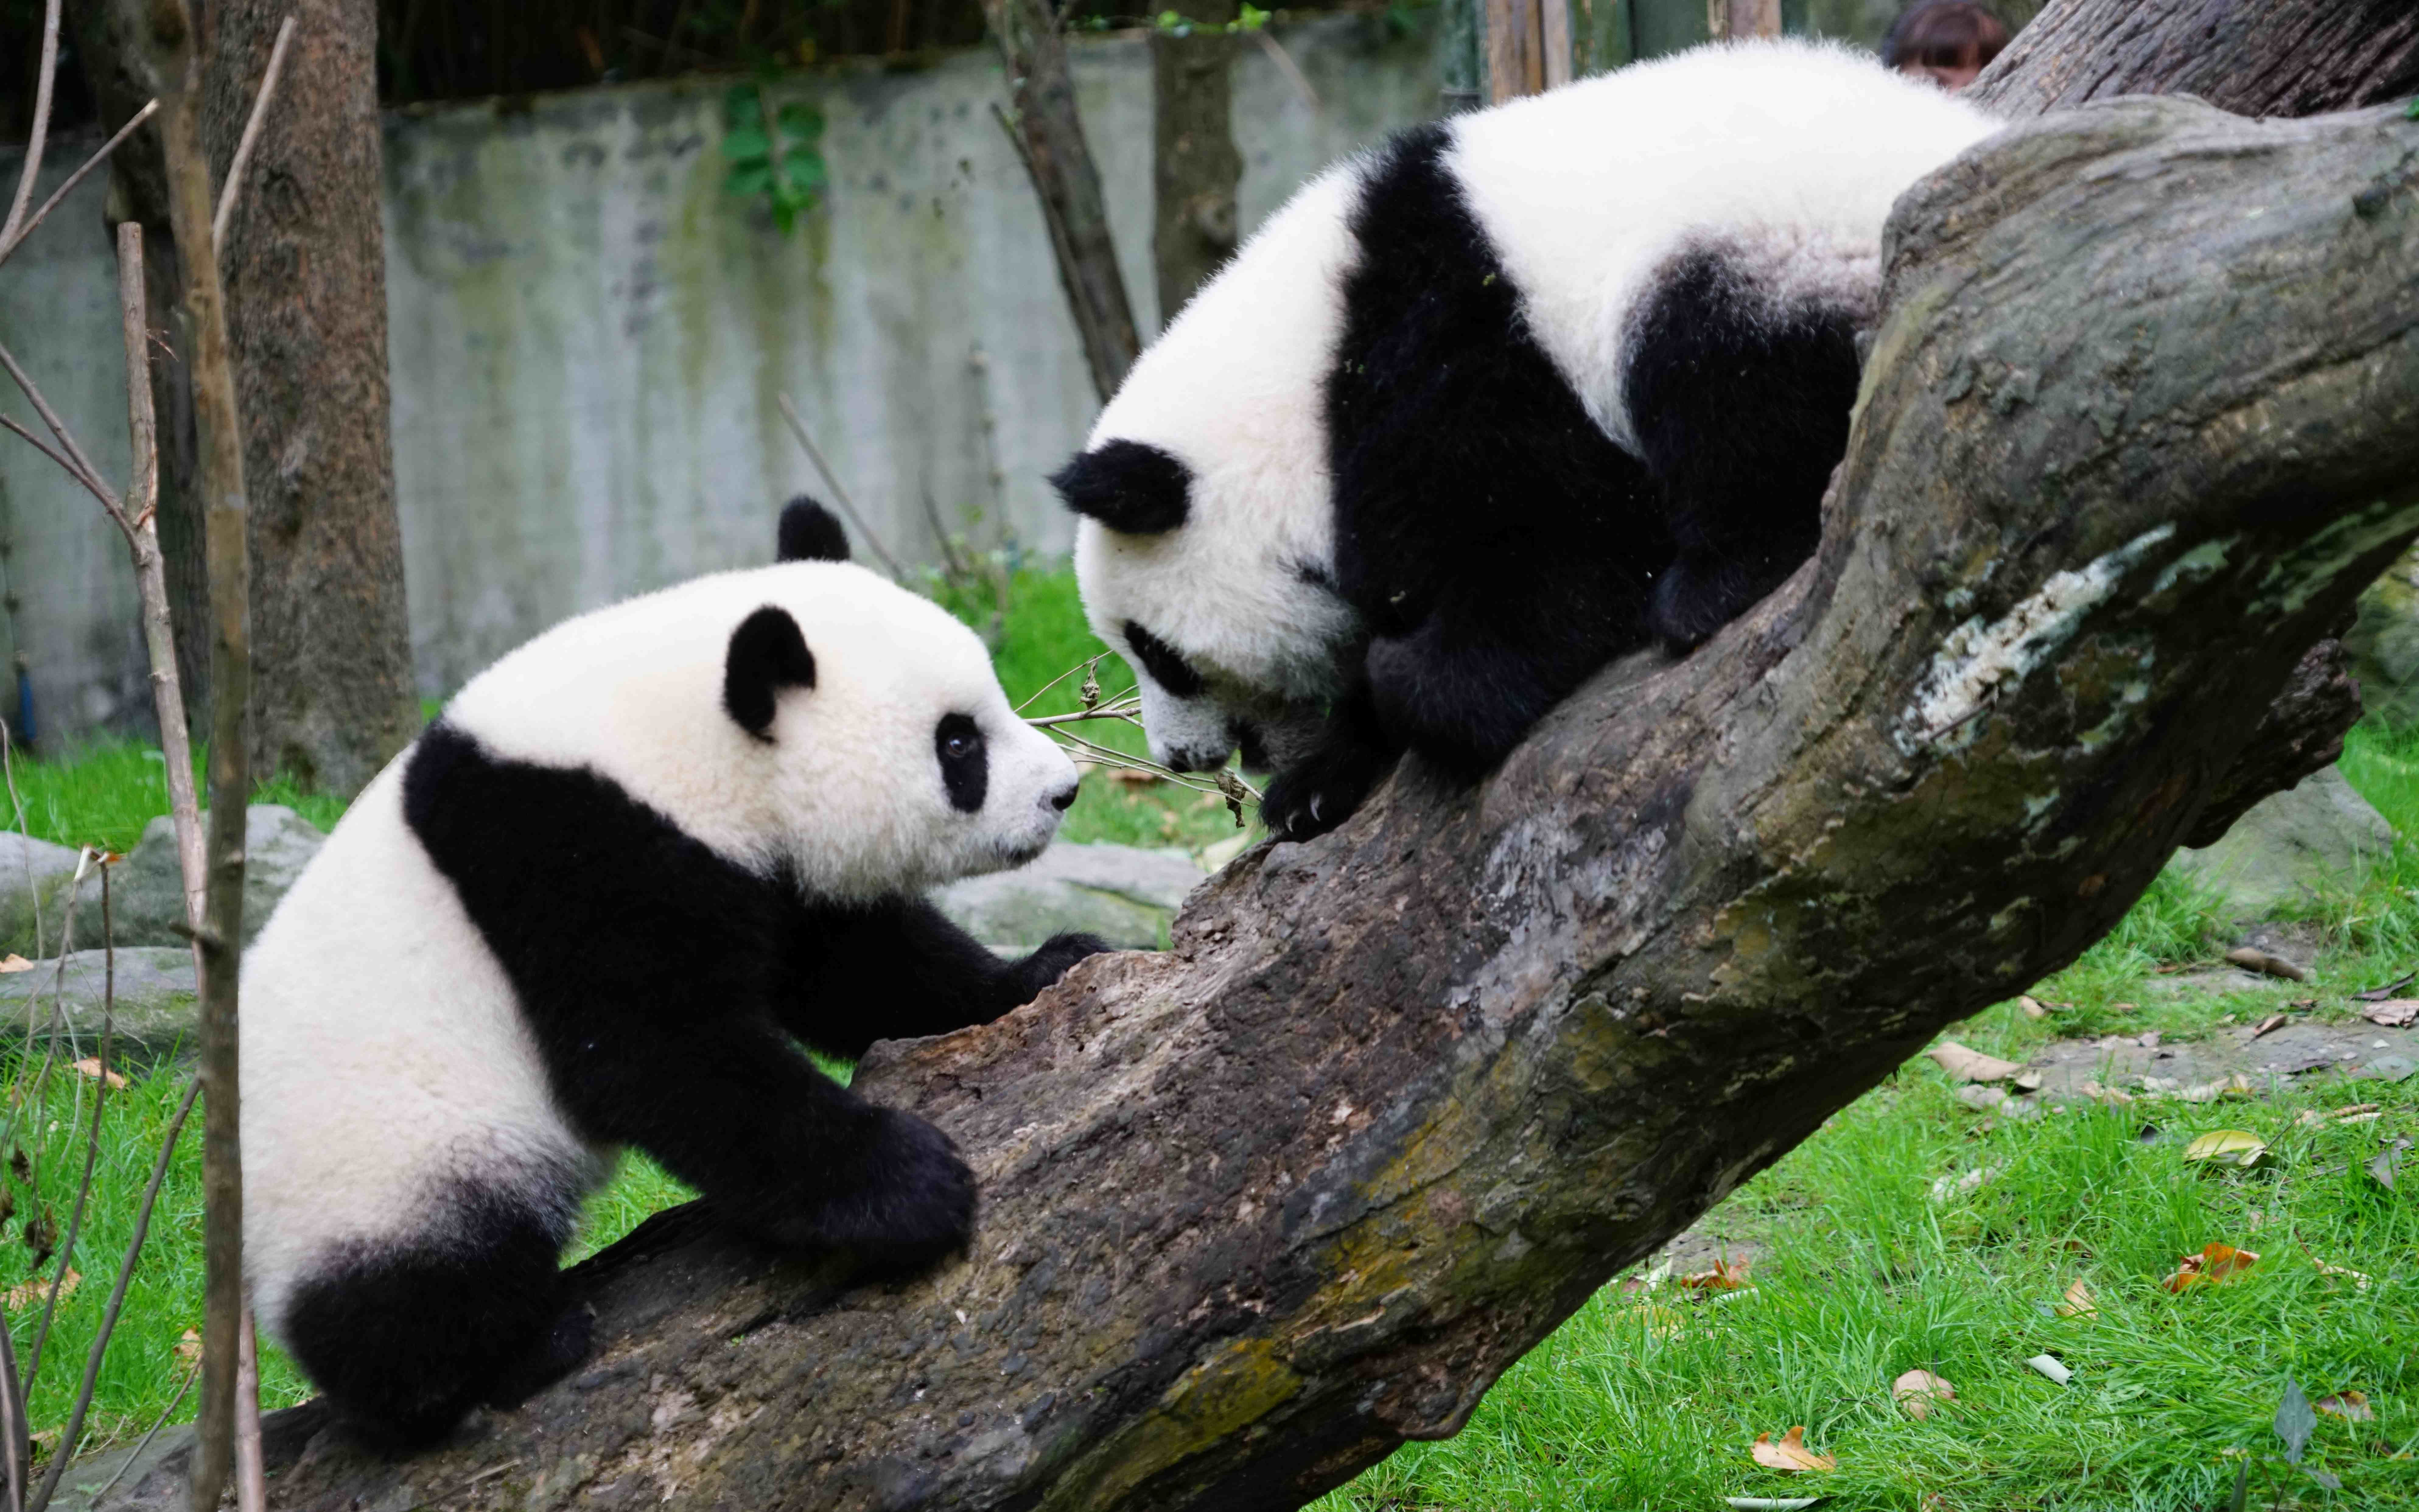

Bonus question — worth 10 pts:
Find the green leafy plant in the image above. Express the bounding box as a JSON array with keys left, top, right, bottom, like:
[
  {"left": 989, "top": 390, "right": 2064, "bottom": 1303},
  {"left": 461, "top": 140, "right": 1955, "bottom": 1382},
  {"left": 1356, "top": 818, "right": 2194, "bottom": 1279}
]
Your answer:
[{"left": 722, "top": 82, "right": 828, "bottom": 234}]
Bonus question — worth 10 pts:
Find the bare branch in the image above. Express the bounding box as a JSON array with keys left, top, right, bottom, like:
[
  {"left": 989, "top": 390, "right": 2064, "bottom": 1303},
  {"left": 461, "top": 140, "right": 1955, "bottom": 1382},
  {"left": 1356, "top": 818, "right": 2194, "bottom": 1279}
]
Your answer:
[
  {"left": 773, "top": 391, "right": 909, "bottom": 581},
  {"left": 234, "top": 1311, "right": 264, "bottom": 1512},
  {"left": 0, "top": 101, "right": 161, "bottom": 275},
  {"left": 0, "top": 341, "right": 121, "bottom": 516},
  {"left": 26, "top": 861, "right": 116, "bottom": 1386},
  {"left": 0, "top": 0, "right": 63, "bottom": 251},
  {"left": 0, "top": 416, "right": 120, "bottom": 521},
  {"left": 211, "top": 16, "right": 298, "bottom": 256}
]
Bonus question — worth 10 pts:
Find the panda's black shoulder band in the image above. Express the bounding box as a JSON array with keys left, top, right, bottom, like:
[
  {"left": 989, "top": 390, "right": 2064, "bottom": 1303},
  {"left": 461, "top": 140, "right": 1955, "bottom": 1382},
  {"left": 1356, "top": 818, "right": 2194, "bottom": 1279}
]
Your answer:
[
  {"left": 776, "top": 496, "right": 852, "bottom": 563},
  {"left": 724, "top": 606, "right": 816, "bottom": 739},
  {"left": 1049, "top": 440, "right": 1192, "bottom": 536}
]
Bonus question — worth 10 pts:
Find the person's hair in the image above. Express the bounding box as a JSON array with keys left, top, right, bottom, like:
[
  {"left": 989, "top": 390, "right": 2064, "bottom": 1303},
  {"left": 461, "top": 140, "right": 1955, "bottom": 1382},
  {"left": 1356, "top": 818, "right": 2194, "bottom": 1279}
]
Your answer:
[{"left": 1880, "top": 1, "right": 2011, "bottom": 73}]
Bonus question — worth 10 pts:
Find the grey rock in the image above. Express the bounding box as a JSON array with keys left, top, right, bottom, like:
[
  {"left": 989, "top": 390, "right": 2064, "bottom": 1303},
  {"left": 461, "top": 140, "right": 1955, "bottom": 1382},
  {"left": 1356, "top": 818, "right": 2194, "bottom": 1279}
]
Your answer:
[
  {"left": 2165, "top": 766, "right": 2394, "bottom": 920},
  {"left": 97, "top": 805, "right": 327, "bottom": 949},
  {"left": 0, "top": 947, "right": 198, "bottom": 1063},
  {"left": 0, "top": 829, "right": 93, "bottom": 960},
  {"left": 932, "top": 842, "right": 1208, "bottom": 953}
]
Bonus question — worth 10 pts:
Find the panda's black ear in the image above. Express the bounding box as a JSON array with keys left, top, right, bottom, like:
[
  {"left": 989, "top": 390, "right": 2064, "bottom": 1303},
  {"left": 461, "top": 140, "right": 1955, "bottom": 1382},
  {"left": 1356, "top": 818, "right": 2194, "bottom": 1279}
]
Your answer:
[
  {"left": 1048, "top": 440, "right": 1191, "bottom": 535},
  {"left": 724, "top": 606, "right": 816, "bottom": 740},
  {"left": 776, "top": 496, "right": 852, "bottom": 563}
]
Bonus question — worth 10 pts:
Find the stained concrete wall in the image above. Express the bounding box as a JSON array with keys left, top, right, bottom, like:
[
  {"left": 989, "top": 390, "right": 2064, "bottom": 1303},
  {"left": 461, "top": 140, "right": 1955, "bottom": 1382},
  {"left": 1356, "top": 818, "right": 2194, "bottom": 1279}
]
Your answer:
[{"left": 0, "top": 15, "right": 1436, "bottom": 744}]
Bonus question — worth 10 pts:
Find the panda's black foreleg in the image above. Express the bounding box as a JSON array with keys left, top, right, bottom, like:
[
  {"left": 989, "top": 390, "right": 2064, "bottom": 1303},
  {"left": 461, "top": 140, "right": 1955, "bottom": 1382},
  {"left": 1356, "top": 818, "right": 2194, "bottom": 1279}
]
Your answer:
[
  {"left": 281, "top": 1183, "right": 579, "bottom": 1449},
  {"left": 553, "top": 1009, "right": 986, "bottom": 1270},
  {"left": 1258, "top": 683, "right": 1400, "bottom": 842},
  {"left": 777, "top": 896, "right": 1111, "bottom": 1061}
]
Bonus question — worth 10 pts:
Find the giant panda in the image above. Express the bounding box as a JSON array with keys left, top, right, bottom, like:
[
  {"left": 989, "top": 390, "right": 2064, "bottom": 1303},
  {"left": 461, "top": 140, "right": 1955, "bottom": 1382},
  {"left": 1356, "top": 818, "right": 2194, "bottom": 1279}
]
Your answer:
[
  {"left": 240, "top": 500, "right": 1108, "bottom": 1446},
  {"left": 1052, "top": 40, "right": 2001, "bottom": 839}
]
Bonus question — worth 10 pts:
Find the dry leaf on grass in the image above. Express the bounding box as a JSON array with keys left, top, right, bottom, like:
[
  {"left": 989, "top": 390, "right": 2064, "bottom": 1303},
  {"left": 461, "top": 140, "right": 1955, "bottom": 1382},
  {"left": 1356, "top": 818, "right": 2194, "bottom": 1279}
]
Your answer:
[
  {"left": 1677, "top": 1256, "right": 1752, "bottom": 1292},
  {"left": 175, "top": 1327, "right": 201, "bottom": 1365},
  {"left": 1, "top": 1267, "right": 78, "bottom": 1310},
  {"left": 1928, "top": 1041, "right": 2026, "bottom": 1083},
  {"left": 2056, "top": 1278, "right": 2098, "bottom": 1317},
  {"left": 2251, "top": 1013, "right": 2289, "bottom": 1039},
  {"left": 1749, "top": 1426, "right": 1834, "bottom": 1472},
  {"left": 2183, "top": 1129, "right": 2272, "bottom": 1168},
  {"left": 0, "top": 955, "right": 32, "bottom": 974},
  {"left": 2163, "top": 1242, "right": 2260, "bottom": 1292},
  {"left": 2226, "top": 947, "right": 2310, "bottom": 982},
  {"left": 2310, "top": 1258, "right": 2371, "bottom": 1292},
  {"left": 1893, "top": 1369, "right": 1956, "bottom": 1419},
  {"left": 1104, "top": 767, "right": 1161, "bottom": 786},
  {"left": 2027, "top": 1353, "right": 2073, "bottom": 1385},
  {"left": 2360, "top": 1000, "right": 2419, "bottom": 1028},
  {"left": 2315, "top": 1389, "right": 2374, "bottom": 1422},
  {"left": 71, "top": 1058, "right": 126, "bottom": 1090}
]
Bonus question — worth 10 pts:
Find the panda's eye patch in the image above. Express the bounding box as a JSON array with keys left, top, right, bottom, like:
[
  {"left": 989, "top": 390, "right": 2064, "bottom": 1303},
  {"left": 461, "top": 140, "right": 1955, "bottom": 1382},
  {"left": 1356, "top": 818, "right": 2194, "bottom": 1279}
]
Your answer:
[
  {"left": 1124, "top": 623, "right": 1207, "bottom": 700},
  {"left": 935, "top": 713, "right": 987, "bottom": 812}
]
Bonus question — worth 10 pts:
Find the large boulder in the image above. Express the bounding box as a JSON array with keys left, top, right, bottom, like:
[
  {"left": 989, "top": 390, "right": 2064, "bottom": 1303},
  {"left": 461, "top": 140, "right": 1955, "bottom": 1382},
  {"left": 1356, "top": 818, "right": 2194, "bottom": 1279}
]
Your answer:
[
  {"left": 2345, "top": 543, "right": 2419, "bottom": 727},
  {"left": 932, "top": 842, "right": 1209, "bottom": 953},
  {"left": 0, "top": 946, "right": 199, "bottom": 1063},
  {"left": 2166, "top": 765, "right": 2395, "bottom": 919},
  {"left": 0, "top": 806, "right": 325, "bottom": 959}
]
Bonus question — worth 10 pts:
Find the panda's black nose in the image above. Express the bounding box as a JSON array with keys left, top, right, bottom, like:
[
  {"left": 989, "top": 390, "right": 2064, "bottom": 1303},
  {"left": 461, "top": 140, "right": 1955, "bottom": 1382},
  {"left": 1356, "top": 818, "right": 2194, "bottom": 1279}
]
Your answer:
[{"left": 1049, "top": 782, "right": 1079, "bottom": 812}]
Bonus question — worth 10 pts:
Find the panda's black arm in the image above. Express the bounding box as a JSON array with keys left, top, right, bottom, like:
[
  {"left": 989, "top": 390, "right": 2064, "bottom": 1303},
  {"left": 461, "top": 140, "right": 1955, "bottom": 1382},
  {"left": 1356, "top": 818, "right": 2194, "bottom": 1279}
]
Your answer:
[{"left": 775, "top": 896, "right": 1110, "bottom": 1061}]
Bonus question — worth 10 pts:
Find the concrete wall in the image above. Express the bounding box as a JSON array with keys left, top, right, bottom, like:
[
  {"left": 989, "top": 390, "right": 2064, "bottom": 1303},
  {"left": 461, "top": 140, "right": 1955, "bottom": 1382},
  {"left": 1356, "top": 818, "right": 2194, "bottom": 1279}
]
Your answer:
[{"left": 0, "top": 15, "right": 1437, "bottom": 742}]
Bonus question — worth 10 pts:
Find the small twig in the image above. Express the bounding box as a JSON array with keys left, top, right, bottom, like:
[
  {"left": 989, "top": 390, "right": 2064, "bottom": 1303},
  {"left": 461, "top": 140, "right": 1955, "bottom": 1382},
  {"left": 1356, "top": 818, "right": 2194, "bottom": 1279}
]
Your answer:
[
  {"left": 89, "top": 1357, "right": 199, "bottom": 1504},
  {"left": 0, "top": 100, "right": 160, "bottom": 274},
  {"left": 212, "top": 16, "right": 299, "bottom": 255},
  {"left": 26, "top": 1076, "right": 201, "bottom": 1512},
  {"left": 0, "top": 416, "right": 115, "bottom": 517},
  {"left": 0, "top": 1301, "right": 25, "bottom": 1512},
  {"left": 773, "top": 393, "right": 908, "bottom": 581},
  {"left": 1025, "top": 701, "right": 1143, "bottom": 729},
  {"left": 1254, "top": 29, "right": 1321, "bottom": 113},
  {"left": 1013, "top": 658, "right": 1101, "bottom": 715},
  {"left": 0, "top": 0, "right": 63, "bottom": 252},
  {"left": 0, "top": 341, "right": 119, "bottom": 516},
  {"left": 26, "top": 861, "right": 113, "bottom": 1386}
]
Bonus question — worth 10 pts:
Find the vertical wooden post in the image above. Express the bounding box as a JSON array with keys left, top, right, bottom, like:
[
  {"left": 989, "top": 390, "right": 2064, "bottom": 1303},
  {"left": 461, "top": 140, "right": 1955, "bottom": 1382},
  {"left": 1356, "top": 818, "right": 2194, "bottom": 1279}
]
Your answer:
[
  {"left": 1707, "top": 0, "right": 1782, "bottom": 39},
  {"left": 1484, "top": 0, "right": 1577, "bottom": 101}
]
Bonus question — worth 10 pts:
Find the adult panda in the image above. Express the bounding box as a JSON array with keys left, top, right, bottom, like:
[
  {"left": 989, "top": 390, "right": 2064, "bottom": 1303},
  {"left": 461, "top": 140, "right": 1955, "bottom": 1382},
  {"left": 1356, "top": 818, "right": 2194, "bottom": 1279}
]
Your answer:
[
  {"left": 240, "top": 500, "right": 1107, "bottom": 1446},
  {"left": 1053, "top": 40, "right": 2000, "bottom": 839}
]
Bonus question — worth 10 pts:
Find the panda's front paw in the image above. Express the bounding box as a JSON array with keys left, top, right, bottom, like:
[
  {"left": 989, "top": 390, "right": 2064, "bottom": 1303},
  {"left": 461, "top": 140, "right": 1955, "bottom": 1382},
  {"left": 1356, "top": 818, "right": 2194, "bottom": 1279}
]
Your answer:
[
  {"left": 1260, "top": 750, "right": 1388, "bottom": 842},
  {"left": 779, "top": 1108, "right": 977, "bottom": 1272},
  {"left": 1016, "top": 932, "right": 1114, "bottom": 1001}
]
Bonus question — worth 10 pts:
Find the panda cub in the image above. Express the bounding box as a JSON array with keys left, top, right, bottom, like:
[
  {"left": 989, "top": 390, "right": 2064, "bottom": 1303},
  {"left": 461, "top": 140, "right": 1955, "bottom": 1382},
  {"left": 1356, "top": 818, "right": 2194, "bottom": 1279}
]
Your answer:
[
  {"left": 1054, "top": 40, "right": 2000, "bottom": 839},
  {"left": 240, "top": 500, "right": 1106, "bottom": 1446}
]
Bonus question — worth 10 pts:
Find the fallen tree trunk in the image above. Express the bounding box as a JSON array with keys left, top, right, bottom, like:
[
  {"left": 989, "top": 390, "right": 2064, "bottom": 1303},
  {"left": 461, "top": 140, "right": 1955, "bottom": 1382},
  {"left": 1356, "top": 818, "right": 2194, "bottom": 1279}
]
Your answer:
[
  {"left": 1970, "top": 0, "right": 2419, "bottom": 117},
  {"left": 86, "top": 15, "right": 2419, "bottom": 1512}
]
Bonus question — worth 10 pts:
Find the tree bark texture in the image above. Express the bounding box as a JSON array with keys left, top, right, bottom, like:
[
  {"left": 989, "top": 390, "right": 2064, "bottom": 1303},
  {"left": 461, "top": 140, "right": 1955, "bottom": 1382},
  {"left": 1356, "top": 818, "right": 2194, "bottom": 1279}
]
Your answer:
[
  {"left": 1149, "top": 3, "right": 1241, "bottom": 327},
  {"left": 984, "top": 0, "right": 1141, "bottom": 403},
  {"left": 1971, "top": 0, "right": 2419, "bottom": 120},
  {"left": 68, "top": 0, "right": 209, "bottom": 725},
  {"left": 200, "top": 0, "right": 417, "bottom": 798},
  {"left": 82, "top": 80, "right": 2419, "bottom": 1512}
]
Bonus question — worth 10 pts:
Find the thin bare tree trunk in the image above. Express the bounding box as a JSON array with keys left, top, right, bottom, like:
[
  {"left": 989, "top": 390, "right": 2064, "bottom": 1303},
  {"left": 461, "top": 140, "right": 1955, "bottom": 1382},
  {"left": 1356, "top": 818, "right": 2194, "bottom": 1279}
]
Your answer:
[
  {"left": 201, "top": 0, "right": 416, "bottom": 798},
  {"left": 982, "top": 0, "right": 1140, "bottom": 402},
  {"left": 128, "top": 2, "right": 254, "bottom": 1506},
  {"left": 1150, "top": 3, "right": 1241, "bottom": 327}
]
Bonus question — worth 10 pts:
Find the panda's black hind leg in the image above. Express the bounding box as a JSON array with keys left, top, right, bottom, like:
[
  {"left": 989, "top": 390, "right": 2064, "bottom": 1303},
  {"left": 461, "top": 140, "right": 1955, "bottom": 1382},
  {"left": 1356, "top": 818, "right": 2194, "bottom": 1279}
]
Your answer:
[{"left": 281, "top": 1183, "right": 576, "bottom": 1450}]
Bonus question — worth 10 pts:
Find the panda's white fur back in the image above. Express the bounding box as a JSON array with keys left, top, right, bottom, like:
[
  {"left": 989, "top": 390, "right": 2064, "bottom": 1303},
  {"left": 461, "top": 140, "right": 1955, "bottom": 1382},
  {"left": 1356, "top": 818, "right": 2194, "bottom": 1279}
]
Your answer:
[
  {"left": 241, "top": 757, "right": 586, "bottom": 1334},
  {"left": 1446, "top": 40, "right": 1998, "bottom": 454}
]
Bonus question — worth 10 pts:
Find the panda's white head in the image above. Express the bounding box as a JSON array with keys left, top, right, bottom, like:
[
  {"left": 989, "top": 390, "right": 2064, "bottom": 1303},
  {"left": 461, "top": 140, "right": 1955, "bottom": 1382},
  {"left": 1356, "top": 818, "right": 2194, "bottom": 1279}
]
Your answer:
[
  {"left": 442, "top": 500, "right": 1080, "bottom": 900},
  {"left": 1055, "top": 169, "right": 1369, "bottom": 777}
]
